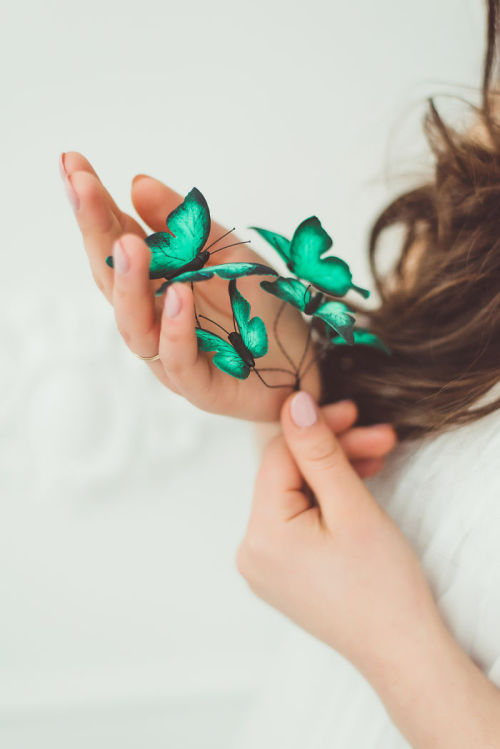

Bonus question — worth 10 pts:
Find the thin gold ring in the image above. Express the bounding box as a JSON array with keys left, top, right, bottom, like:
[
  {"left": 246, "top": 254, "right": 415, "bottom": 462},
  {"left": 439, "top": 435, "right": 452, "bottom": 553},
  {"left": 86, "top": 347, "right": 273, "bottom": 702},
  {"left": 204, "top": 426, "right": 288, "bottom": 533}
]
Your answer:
[{"left": 132, "top": 351, "right": 161, "bottom": 362}]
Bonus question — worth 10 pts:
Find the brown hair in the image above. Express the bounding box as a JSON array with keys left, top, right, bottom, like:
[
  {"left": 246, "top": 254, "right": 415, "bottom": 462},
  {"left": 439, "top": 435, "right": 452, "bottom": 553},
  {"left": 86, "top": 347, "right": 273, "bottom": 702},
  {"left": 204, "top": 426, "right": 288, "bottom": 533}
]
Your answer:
[{"left": 319, "top": 0, "right": 500, "bottom": 441}]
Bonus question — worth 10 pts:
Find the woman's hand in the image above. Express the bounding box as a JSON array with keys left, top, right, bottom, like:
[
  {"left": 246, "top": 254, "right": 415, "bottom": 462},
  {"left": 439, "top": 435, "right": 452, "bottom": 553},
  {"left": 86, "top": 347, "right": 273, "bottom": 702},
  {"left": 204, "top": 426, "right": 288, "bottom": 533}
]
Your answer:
[
  {"left": 258, "top": 398, "right": 397, "bottom": 479},
  {"left": 60, "top": 152, "right": 321, "bottom": 421},
  {"left": 237, "top": 390, "right": 443, "bottom": 683}
]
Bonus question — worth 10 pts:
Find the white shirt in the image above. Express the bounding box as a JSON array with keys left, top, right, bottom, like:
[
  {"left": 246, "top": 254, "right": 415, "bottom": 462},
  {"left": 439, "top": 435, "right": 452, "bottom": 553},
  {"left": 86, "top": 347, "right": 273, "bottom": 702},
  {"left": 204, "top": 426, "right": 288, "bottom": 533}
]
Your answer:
[{"left": 235, "top": 382, "right": 500, "bottom": 748}]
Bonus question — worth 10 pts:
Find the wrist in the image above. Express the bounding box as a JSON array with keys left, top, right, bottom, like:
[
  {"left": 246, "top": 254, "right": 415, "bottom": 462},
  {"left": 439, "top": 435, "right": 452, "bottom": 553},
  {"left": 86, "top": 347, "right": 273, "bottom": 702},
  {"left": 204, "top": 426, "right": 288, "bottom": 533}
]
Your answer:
[{"left": 363, "top": 612, "right": 500, "bottom": 748}]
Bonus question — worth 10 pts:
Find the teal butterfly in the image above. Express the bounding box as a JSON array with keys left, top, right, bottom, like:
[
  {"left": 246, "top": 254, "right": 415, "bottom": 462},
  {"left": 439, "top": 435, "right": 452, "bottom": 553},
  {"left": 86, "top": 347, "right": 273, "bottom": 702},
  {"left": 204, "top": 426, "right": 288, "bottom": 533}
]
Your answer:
[
  {"left": 260, "top": 276, "right": 355, "bottom": 344},
  {"left": 196, "top": 279, "right": 269, "bottom": 379},
  {"left": 249, "top": 217, "right": 370, "bottom": 299},
  {"left": 105, "top": 187, "right": 277, "bottom": 295},
  {"left": 329, "top": 327, "right": 391, "bottom": 355}
]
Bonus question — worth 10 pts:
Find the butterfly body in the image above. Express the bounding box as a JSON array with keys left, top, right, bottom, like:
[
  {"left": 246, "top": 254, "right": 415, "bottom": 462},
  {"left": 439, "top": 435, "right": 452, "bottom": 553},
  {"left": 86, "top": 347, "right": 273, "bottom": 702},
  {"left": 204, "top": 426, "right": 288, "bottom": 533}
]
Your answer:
[
  {"left": 227, "top": 331, "right": 255, "bottom": 369},
  {"left": 302, "top": 290, "right": 324, "bottom": 316}
]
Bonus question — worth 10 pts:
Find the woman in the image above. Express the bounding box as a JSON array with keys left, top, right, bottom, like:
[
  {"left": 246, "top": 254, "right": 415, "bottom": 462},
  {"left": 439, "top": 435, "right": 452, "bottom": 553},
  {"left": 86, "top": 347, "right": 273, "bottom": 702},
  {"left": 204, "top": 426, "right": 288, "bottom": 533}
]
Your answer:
[{"left": 59, "top": 0, "right": 500, "bottom": 744}]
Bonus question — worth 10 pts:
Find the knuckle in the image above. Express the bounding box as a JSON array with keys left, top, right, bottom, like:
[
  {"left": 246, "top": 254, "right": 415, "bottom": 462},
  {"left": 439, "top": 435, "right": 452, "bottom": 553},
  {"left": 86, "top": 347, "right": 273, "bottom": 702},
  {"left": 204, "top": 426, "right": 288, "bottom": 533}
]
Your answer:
[{"left": 305, "top": 435, "right": 342, "bottom": 473}]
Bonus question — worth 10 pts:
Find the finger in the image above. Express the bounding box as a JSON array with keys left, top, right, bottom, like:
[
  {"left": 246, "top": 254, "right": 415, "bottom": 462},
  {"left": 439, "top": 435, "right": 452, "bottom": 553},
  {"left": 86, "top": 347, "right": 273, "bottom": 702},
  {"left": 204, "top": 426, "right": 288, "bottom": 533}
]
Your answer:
[
  {"left": 62, "top": 152, "right": 145, "bottom": 236},
  {"left": 351, "top": 457, "right": 385, "bottom": 478},
  {"left": 112, "top": 234, "right": 161, "bottom": 359},
  {"left": 338, "top": 423, "right": 397, "bottom": 460},
  {"left": 64, "top": 170, "right": 126, "bottom": 300},
  {"left": 157, "top": 283, "right": 215, "bottom": 404},
  {"left": 321, "top": 399, "right": 358, "bottom": 434},
  {"left": 281, "top": 391, "right": 372, "bottom": 525},
  {"left": 251, "top": 435, "right": 311, "bottom": 522}
]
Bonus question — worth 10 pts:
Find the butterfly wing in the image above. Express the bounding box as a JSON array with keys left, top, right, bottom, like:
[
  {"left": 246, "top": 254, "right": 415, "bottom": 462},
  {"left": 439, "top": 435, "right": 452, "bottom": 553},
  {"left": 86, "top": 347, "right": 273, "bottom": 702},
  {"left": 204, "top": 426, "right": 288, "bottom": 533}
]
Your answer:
[
  {"left": 304, "top": 257, "right": 371, "bottom": 298},
  {"left": 144, "top": 232, "right": 190, "bottom": 278},
  {"left": 229, "top": 280, "right": 268, "bottom": 359},
  {"left": 288, "top": 217, "right": 370, "bottom": 299},
  {"left": 289, "top": 216, "right": 332, "bottom": 278},
  {"left": 196, "top": 329, "right": 251, "bottom": 379},
  {"left": 330, "top": 328, "right": 391, "bottom": 354},
  {"left": 106, "top": 234, "right": 183, "bottom": 278},
  {"left": 314, "top": 300, "right": 356, "bottom": 344},
  {"left": 260, "top": 277, "right": 310, "bottom": 311},
  {"left": 155, "top": 262, "right": 277, "bottom": 296},
  {"left": 248, "top": 227, "right": 292, "bottom": 264},
  {"left": 106, "top": 187, "right": 210, "bottom": 278}
]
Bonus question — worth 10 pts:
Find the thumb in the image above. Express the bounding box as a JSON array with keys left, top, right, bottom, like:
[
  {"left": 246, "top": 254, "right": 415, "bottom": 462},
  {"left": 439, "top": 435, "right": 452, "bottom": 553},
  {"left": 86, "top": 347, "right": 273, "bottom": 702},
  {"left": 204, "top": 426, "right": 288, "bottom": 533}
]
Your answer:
[{"left": 280, "top": 391, "right": 372, "bottom": 524}]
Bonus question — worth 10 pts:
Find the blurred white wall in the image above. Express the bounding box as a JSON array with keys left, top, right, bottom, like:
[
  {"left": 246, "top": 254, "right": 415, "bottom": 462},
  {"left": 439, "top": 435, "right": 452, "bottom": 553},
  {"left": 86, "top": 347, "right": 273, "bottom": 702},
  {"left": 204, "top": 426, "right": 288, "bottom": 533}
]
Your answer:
[{"left": 0, "top": 0, "right": 486, "bottom": 746}]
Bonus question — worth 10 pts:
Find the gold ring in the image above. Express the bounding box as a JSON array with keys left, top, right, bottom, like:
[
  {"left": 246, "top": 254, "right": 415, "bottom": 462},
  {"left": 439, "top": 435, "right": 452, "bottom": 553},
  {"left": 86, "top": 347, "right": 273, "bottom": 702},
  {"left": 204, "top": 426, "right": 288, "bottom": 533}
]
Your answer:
[{"left": 132, "top": 351, "right": 161, "bottom": 361}]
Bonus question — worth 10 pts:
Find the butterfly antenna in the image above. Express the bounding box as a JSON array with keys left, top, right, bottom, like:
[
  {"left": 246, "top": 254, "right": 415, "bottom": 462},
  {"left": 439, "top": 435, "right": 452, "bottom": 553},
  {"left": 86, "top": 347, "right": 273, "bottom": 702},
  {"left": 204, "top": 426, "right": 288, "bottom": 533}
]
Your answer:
[
  {"left": 273, "top": 301, "right": 298, "bottom": 373},
  {"left": 198, "top": 313, "right": 231, "bottom": 336},
  {"left": 209, "top": 240, "right": 252, "bottom": 256},
  {"left": 204, "top": 227, "right": 236, "bottom": 253}
]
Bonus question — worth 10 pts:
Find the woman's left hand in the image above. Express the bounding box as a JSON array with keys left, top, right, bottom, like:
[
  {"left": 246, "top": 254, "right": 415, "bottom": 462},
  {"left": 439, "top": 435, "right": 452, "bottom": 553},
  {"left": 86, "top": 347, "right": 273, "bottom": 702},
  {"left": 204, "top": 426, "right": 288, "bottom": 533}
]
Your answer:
[{"left": 237, "top": 390, "right": 444, "bottom": 683}]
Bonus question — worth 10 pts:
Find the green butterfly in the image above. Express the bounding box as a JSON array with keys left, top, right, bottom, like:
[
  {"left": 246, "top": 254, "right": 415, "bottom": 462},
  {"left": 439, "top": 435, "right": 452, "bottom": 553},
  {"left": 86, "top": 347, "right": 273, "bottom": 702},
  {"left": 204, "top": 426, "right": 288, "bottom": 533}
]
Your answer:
[
  {"left": 260, "top": 276, "right": 355, "bottom": 344},
  {"left": 105, "top": 187, "right": 277, "bottom": 296},
  {"left": 249, "top": 217, "right": 370, "bottom": 299},
  {"left": 196, "top": 279, "right": 269, "bottom": 379},
  {"left": 329, "top": 327, "right": 391, "bottom": 355}
]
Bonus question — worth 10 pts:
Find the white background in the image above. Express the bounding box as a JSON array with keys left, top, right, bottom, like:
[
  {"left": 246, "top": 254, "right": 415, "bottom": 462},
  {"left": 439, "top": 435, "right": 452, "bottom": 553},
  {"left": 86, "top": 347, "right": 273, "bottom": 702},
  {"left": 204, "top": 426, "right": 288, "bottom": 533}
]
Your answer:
[{"left": 0, "top": 0, "right": 486, "bottom": 746}]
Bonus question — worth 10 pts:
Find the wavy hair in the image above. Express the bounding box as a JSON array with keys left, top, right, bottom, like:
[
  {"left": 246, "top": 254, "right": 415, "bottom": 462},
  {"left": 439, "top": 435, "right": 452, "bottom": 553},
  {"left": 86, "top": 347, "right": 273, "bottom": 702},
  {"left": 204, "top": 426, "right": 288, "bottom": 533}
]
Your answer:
[{"left": 319, "top": 0, "right": 500, "bottom": 441}]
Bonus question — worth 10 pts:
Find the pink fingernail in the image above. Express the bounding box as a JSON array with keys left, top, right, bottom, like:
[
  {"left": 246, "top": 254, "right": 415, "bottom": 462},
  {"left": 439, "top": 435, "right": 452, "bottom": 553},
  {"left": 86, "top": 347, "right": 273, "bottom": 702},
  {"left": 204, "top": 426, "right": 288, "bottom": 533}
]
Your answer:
[
  {"left": 63, "top": 174, "right": 80, "bottom": 211},
  {"left": 113, "top": 239, "right": 130, "bottom": 275},
  {"left": 164, "top": 285, "right": 181, "bottom": 318},
  {"left": 290, "top": 391, "right": 317, "bottom": 428}
]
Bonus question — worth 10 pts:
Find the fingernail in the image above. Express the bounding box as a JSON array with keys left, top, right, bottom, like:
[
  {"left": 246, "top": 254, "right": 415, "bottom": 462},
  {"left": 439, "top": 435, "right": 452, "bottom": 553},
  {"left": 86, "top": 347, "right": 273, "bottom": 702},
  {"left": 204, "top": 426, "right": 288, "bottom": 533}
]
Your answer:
[
  {"left": 58, "top": 152, "right": 67, "bottom": 179},
  {"left": 164, "top": 285, "right": 181, "bottom": 318},
  {"left": 64, "top": 174, "right": 80, "bottom": 211},
  {"left": 336, "top": 399, "right": 355, "bottom": 406},
  {"left": 132, "top": 173, "right": 152, "bottom": 185},
  {"left": 113, "top": 239, "right": 130, "bottom": 275},
  {"left": 290, "top": 391, "right": 317, "bottom": 428}
]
